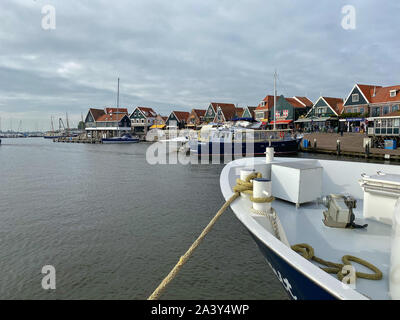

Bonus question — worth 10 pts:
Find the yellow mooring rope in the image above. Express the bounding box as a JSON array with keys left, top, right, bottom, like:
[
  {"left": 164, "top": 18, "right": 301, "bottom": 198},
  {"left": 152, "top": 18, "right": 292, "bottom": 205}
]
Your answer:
[
  {"left": 148, "top": 172, "right": 271, "bottom": 300},
  {"left": 291, "top": 243, "right": 382, "bottom": 281}
]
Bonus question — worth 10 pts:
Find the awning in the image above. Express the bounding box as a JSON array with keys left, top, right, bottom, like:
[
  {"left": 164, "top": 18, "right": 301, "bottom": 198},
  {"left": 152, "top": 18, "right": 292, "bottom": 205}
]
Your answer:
[
  {"left": 294, "top": 117, "right": 334, "bottom": 123},
  {"left": 269, "top": 120, "right": 293, "bottom": 124},
  {"left": 150, "top": 124, "right": 166, "bottom": 129}
]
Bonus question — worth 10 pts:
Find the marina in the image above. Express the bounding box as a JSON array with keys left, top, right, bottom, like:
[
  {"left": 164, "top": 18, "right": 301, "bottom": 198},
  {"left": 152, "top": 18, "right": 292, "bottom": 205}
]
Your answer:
[{"left": 2, "top": 1, "right": 400, "bottom": 307}]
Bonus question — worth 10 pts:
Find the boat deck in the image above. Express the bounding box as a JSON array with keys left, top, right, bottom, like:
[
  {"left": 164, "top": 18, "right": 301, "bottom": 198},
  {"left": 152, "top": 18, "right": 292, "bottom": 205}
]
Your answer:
[{"left": 222, "top": 157, "right": 398, "bottom": 300}]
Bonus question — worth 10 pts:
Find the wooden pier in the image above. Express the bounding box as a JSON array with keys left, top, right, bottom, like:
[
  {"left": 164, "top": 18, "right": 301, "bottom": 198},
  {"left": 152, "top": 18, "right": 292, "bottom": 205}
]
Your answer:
[{"left": 301, "top": 133, "right": 400, "bottom": 162}]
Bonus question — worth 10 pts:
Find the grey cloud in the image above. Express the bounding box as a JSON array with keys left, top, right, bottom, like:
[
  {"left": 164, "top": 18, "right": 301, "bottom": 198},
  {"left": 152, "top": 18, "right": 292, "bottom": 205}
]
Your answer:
[{"left": 0, "top": 0, "right": 399, "bottom": 130}]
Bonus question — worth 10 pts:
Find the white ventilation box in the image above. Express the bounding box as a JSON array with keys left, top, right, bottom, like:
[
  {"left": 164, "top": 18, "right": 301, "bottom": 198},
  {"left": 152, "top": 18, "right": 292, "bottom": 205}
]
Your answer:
[
  {"left": 359, "top": 173, "right": 400, "bottom": 225},
  {"left": 271, "top": 161, "right": 323, "bottom": 206}
]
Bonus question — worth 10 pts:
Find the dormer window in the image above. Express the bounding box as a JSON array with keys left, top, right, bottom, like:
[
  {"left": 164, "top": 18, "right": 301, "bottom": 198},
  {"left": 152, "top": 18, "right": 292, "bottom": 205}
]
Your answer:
[
  {"left": 390, "top": 90, "right": 397, "bottom": 98},
  {"left": 261, "top": 101, "right": 266, "bottom": 106},
  {"left": 352, "top": 94, "right": 359, "bottom": 103}
]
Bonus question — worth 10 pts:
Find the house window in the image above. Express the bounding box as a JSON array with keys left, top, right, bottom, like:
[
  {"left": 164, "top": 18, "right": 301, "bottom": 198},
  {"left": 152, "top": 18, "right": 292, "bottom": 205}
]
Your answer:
[
  {"left": 372, "top": 107, "right": 380, "bottom": 117},
  {"left": 390, "top": 90, "right": 397, "bottom": 98},
  {"left": 359, "top": 107, "right": 364, "bottom": 114},
  {"left": 383, "top": 106, "right": 390, "bottom": 115},
  {"left": 392, "top": 105, "right": 399, "bottom": 112},
  {"left": 352, "top": 94, "right": 359, "bottom": 103}
]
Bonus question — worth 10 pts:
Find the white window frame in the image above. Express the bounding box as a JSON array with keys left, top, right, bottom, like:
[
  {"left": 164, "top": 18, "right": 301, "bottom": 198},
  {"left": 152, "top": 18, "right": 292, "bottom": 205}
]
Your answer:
[
  {"left": 352, "top": 94, "right": 359, "bottom": 103},
  {"left": 390, "top": 90, "right": 397, "bottom": 98}
]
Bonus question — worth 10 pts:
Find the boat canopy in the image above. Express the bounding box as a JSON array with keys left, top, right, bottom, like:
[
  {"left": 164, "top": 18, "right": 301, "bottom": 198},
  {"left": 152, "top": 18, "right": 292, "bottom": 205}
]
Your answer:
[{"left": 150, "top": 124, "right": 166, "bottom": 129}]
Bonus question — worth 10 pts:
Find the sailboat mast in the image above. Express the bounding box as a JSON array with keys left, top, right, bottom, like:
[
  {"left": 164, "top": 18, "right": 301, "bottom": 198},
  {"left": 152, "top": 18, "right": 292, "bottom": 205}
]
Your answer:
[
  {"left": 117, "top": 77, "right": 120, "bottom": 136},
  {"left": 51, "top": 116, "right": 55, "bottom": 132},
  {"left": 273, "top": 70, "right": 277, "bottom": 131}
]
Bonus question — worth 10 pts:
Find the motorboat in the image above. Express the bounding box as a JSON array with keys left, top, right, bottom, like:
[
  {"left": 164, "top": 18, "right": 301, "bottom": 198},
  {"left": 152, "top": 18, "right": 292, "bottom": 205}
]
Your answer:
[
  {"left": 189, "top": 127, "right": 302, "bottom": 157},
  {"left": 102, "top": 133, "right": 139, "bottom": 144},
  {"left": 219, "top": 148, "right": 400, "bottom": 299}
]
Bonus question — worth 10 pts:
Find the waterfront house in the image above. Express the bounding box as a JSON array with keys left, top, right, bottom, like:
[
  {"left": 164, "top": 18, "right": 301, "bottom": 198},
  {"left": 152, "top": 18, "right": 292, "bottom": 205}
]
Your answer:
[
  {"left": 241, "top": 106, "right": 257, "bottom": 120},
  {"left": 296, "top": 97, "right": 343, "bottom": 132},
  {"left": 268, "top": 95, "right": 310, "bottom": 129},
  {"left": 213, "top": 103, "right": 238, "bottom": 123},
  {"left": 255, "top": 95, "right": 275, "bottom": 122},
  {"left": 85, "top": 108, "right": 106, "bottom": 126},
  {"left": 85, "top": 107, "right": 131, "bottom": 139},
  {"left": 255, "top": 95, "right": 311, "bottom": 124},
  {"left": 204, "top": 102, "right": 236, "bottom": 123},
  {"left": 150, "top": 114, "right": 167, "bottom": 129},
  {"left": 343, "top": 84, "right": 400, "bottom": 132},
  {"left": 130, "top": 107, "right": 157, "bottom": 135},
  {"left": 166, "top": 111, "right": 190, "bottom": 129},
  {"left": 187, "top": 109, "right": 206, "bottom": 129}
]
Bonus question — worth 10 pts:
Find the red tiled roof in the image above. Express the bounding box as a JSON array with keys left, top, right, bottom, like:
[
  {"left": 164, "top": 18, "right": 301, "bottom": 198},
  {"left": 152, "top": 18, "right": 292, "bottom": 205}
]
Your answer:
[
  {"left": 370, "top": 85, "right": 400, "bottom": 104},
  {"left": 286, "top": 98, "right": 306, "bottom": 108},
  {"left": 172, "top": 111, "right": 190, "bottom": 122},
  {"left": 192, "top": 109, "right": 206, "bottom": 117},
  {"left": 137, "top": 107, "right": 157, "bottom": 117},
  {"left": 235, "top": 107, "right": 244, "bottom": 117},
  {"left": 323, "top": 97, "right": 344, "bottom": 114},
  {"left": 293, "top": 96, "right": 313, "bottom": 107},
  {"left": 210, "top": 102, "right": 236, "bottom": 111},
  {"left": 217, "top": 104, "right": 237, "bottom": 120},
  {"left": 97, "top": 113, "right": 128, "bottom": 122},
  {"left": 356, "top": 84, "right": 381, "bottom": 103},
  {"left": 89, "top": 108, "right": 106, "bottom": 121},
  {"left": 256, "top": 95, "right": 275, "bottom": 110}
]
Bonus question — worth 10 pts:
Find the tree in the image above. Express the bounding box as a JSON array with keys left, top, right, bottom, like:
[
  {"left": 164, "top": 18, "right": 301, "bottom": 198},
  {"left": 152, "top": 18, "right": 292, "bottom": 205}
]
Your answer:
[{"left": 78, "top": 121, "right": 85, "bottom": 130}]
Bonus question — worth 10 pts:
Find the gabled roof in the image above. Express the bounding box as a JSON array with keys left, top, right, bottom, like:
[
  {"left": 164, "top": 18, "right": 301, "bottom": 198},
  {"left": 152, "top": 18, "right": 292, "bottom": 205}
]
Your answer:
[
  {"left": 245, "top": 106, "right": 257, "bottom": 118},
  {"left": 357, "top": 84, "right": 381, "bottom": 103},
  {"left": 293, "top": 96, "right": 313, "bottom": 107},
  {"left": 235, "top": 107, "right": 244, "bottom": 117},
  {"left": 344, "top": 84, "right": 382, "bottom": 106},
  {"left": 209, "top": 102, "right": 236, "bottom": 110},
  {"left": 286, "top": 98, "right": 307, "bottom": 108},
  {"left": 97, "top": 113, "right": 129, "bottom": 122},
  {"left": 137, "top": 107, "right": 157, "bottom": 118},
  {"left": 171, "top": 111, "right": 190, "bottom": 122},
  {"left": 322, "top": 97, "right": 344, "bottom": 115},
  {"left": 192, "top": 109, "right": 206, "bottom": 117},
  {"left": 88, "top": 108, "right": 106, "bottom": 121},
  {"left": 216, "top": 104, "right": 237, "bottom": 121}
]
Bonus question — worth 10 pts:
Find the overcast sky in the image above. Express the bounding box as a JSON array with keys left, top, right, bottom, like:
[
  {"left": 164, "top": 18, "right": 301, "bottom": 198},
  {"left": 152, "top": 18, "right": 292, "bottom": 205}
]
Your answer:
[{"left": 1, "top": 0, "right": 399, "bottom": 131}]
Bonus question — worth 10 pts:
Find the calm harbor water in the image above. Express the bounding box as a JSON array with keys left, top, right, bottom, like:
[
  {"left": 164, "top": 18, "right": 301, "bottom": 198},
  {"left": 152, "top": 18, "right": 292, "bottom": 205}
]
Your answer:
[
  {"left": 0, "top": 138, "right": 393, "bottom": 300},
  {"left": 0, "top": 138, "right": 288, "bottom": 300}
]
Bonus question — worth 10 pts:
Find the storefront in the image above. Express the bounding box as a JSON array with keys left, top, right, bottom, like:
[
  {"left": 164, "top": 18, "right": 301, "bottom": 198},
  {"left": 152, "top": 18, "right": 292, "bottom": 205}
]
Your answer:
[
  {"left": 339, "top": 117, "right": 366, "bottom": 133},
  {"left": 294, "top": 117, "right": 338, "bottom": 132}
]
